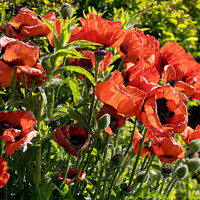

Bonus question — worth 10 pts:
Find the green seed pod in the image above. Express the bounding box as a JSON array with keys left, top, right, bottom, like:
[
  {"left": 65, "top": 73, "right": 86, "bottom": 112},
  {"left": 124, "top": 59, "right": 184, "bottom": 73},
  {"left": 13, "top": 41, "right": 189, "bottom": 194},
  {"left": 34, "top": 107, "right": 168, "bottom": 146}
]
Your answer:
[
  {"left": 136, "top": 170, "right": 149, "bottom": 184},
  {"left": 186, "top": 158, "right": 200, "bottom": 173},
  {"left": 111, "top": 153, "right": 124, "bottom": 167},
  {"left": 176, "top": 164, "right": 188, "bottom": 179},
  {"left": 60, "top": 3, "right": 73, "bottom": 19},
  {"left": 98, "top": 113, "right": 110, "bottom": 130},
  {"left": 161, "top": 167, "right": 172, "bottom": 178},
  {"left": 94, "top": 50, "right": 106, "bottom": 62},
  {"left": 189, "top": 139, "right": 200, "bottom": 152}
]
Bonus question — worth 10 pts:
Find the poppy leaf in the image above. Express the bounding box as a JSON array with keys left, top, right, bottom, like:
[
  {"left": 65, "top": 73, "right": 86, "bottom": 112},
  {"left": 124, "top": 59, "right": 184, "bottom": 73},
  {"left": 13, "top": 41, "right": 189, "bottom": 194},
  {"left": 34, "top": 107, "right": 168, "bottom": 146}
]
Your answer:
[
  {"left": 41, "top": 55, "right": 52, "bottom": 81},
  {"left": 63, "top": 40, "right": 102, "bottom": 50},
  {"left": 58, "top": 16, "right": 79, "bottom": 49},
  {"left": 52, "top": 66, "right": 96, "bottom": 87},
  {"left": 40, "top": 16, "right": 59, "bottom": 50},
  {"left": 50, "top": 49, "right": 86, "bottom": 68},
  {"left": 61, "top": 77, "right": 79, "bottom": 106},
  {"left": 45, "top": 87, "right": 55, "bottom": 118}
]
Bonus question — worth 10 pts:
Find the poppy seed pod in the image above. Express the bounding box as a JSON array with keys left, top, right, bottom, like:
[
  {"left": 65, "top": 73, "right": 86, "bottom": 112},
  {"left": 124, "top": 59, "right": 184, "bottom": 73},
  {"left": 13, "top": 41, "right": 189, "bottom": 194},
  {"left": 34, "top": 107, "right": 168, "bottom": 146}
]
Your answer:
[
  {"left": 189, "top": 139, "right": 200, "bottom": 152},
  {"left": 186, "top": 158, "right": 200, "bottom": 173},
  {"left": 161, "top": 167, "right": 172, "bottom": 178},
  {"left": 111, "top": 153, "right": 124, "bottom": 167},
  {"left": 176, "top": 164, "right": 188, "bottom": 179},
  {"left": 98, "top": 113, "right": 111, "bottom": 130},
  {"left": 60, "top": 3, "right": 73, "bottom": 19},
  {"left": 94, "top": 50, "right": 107, "bottom": 62},
  {"left": 122, "top": 186, "right": 132, "bottom": 196},
  {"left": 136, "top": 170, "right": 149, "bottom": 184}
]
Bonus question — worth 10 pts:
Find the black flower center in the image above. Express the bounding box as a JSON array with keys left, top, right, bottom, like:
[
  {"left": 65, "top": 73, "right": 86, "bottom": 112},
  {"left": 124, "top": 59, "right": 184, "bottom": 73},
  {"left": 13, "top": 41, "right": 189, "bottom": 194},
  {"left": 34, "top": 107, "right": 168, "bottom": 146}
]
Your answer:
[
  {"left": 168, "top": 79, "right": 177, "bottom": 87},
  {"left": 156, "top": 98, "right": 175, "bottom": 125},
  {"left": 69, "top": 134, "right": 85, "bottom": 146},
  {"left": 0, "top": 121, "right": 13, "bottom": 135},
  {"left": 67, "top": 173, "right": 77, "bottom": 179}
]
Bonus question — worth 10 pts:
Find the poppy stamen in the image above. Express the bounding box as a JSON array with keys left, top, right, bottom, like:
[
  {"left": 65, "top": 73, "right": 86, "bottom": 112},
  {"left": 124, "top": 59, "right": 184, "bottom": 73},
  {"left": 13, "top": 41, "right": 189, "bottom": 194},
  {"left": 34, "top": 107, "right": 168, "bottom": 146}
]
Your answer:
[{"left": 69, "top": 134, "right": 85, "bottom": 146}]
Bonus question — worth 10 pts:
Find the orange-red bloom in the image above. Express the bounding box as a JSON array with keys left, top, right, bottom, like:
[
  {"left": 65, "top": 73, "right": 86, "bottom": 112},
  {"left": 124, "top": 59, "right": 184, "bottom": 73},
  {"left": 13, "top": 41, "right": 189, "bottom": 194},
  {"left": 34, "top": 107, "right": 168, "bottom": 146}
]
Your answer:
[
  {"left": 54, "top": 125, "right": 90, "bottom": 157},
  {"left": 57, "top": 169, "right": 86, "bottom": 185},
  {"left": 0, "top": 156, "right": 10, "bottom": 188},
  {"left": 0, "top": 110, "right": 38, "bottom": 156},
  {"left": 77, "top": 14, "right": 125, "bottom": 48},
  {"left": 97, "top": 105, "right": 126, "bottom": 135},
  {"left": 139, "top": 85, "right": 188, "bottom": 137},
  {"left": 181, "top": 125, "right": 200, "bottom": 146},
  {"left": 0, "top": 36, "right": 46, "bottom": 87},
  {"left": 0, "top": 8, "right": 56, "bottom": 39},
  {"left": 94, "top": 70, "right": 145, "bottom": 118}
]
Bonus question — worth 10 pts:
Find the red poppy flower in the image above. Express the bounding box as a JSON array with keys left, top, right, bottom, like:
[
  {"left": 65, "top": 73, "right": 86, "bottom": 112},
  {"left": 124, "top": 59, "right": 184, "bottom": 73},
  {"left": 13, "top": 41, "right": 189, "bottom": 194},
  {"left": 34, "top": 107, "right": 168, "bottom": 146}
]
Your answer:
[
  {"left": 0, "top": 36, "right": 46, "bottom": 87},
  {"left": 118, "top": 29, "right": 143, "bottom": 63},
  {"left": 158, "top": 137, "right": 184, "bottom": 163},
  {"left": 77, "top": 14, "right": 125, "bottom": 48},
  {"left": 57, "top": 168, "right": 86, "bottom": 185},
  {"left": 0, "top": 23, "right": 26, "bottom": 41},
  {"left": 12, "top": 7, "right": 56, "bottom": 37},
  {"left": 181, "top": 125, "right": 200, "bottom": 146},
  {"left": 0, "top": 110, "right": 38, "bottom": 156},
  {"left": 0, "top": 156, "right": 10, "bottom": 188},
  {"left": 97, "top": 105, "right": 126, "bottom": 135},
  {"left": 94, "top": 70, "right": 145, "bottom": 118},
  {"left": 54, "top": 125, "right": 90, "bottom": 157},
  {"left": 139, "top": 85, "right": 188, "bottom": 137},
  {"left": 123, "top": 59, "right": 160, "bottom": 93}
]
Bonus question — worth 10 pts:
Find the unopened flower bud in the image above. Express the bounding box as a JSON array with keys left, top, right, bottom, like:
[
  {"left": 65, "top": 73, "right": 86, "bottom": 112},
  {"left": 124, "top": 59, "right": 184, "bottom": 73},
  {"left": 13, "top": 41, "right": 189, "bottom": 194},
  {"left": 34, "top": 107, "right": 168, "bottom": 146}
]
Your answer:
[
  {"left": 176, "top": 164, "right": 188, "bottom": 179},
  {"left": 189, "top": 139, "right": 200, "bottom": 152},
  {"left": 186, "top": 158, "right": 200, "bottom": 173},
  {"left": 122, "top": 186, "right": 132, "bottom": 196},
  {"left": 98, "top": 113, "right": 110, "bottom": 130},
  {"left": 187, "top": 152, "right": 199, "bottom": 159},
  {"left": 111, "top": 153, "right": 124, "bottom": 167},
  {"left": 136, "top": 171, "right": 149, "bottom": 184},
  {"left": 94, "top": 50, "right": 106, "bottom": 62},
  {"left": 60, "top": 3, "right": 73, "bottom": 19},
  {"left": 161, "top": 167, "right": 172, "bottom": 178}
]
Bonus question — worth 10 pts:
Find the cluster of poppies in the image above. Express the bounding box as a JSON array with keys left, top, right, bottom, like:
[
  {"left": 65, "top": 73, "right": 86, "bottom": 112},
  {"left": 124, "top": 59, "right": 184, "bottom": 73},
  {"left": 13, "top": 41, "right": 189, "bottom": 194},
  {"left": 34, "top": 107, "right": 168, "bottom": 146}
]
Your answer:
[{"left": 1, "top": 6, "right": 200, "bottom": 188}]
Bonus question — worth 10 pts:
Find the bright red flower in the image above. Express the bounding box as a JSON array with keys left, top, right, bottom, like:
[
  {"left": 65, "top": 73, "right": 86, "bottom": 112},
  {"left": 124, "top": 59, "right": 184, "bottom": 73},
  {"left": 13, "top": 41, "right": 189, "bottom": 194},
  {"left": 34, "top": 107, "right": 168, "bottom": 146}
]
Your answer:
[
  {"left": 77, "top": 14, "right": 125, "bottom": 48},
  {"left": 0, "top": 156, "right": 10, "bottom": 188},
  {"left": 94, "top": 70, "right": 145, "bottom": 118},
  {"left": 0, "top": 110, "right": 38, "bottom": 156},
  {"left": 97, "top": 105, "right": 126, "bottom": 135},
  {"left": 157, "top": 137, "right": 184, "bottom": 163},
  {"left": 181, "top": 125, "right": 200, "bottom": 146},
  {"left": 57, "top": 168, "right": 86, "bottom": 185},
  {"left": 0, "top": 36, "right": 46, "bottom": 87},
  {"left": 54, "top": 125, "right": 90, "bottom": 157},
  {"left": 139, "top": 85, "right": 188, "bottom": 137}
]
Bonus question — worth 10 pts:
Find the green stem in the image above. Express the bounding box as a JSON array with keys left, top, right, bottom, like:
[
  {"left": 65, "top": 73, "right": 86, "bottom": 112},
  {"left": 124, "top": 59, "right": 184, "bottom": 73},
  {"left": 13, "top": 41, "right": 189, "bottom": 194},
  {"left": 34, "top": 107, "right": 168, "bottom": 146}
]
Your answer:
[
  {"left": 107, "top": 167, "right": 121, "bottom": 200},
  {"left": 166, "top": 176, "right": 178, "bottom": 197},
  {"left": 140, "top": 154, "right": 150, "bottom": 171},
  {"left": 22, "top": 72, "right": 28, "bottom": 98},
  {"left": 112, "top": 130, "right": 119, "bottom": 157},
  {"left": 117, "top": 56, "right": 127, "bottom": 71},
  {"left": 159, "top": 178, "right": 166, "bottom": 194},
  {"left": 163, "top": 175, "right": 177, "bottom": 196},
  {"left": 124, "top": 119, "right": 137, "bottom": 157},
  {"left": 128, "top": 128, "right": 148, "bottom": 187},
  {"left": 73, "top": 152, "right": 86, "bottom": 198},
  {"left": 62, "top": 154, "right": 71, "bottom": 184},
  {"left": 10, "top": 67, "right": 17, "bottom": 98}
]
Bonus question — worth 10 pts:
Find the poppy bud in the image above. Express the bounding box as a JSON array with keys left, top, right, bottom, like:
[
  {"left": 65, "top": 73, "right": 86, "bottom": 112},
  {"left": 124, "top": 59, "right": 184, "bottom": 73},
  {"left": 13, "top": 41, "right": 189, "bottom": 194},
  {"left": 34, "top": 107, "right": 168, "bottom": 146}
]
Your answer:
[
  {"left": 176, "top": 164, "right": 188, "bottom": 179},
  {"left": 136, "top": 171, "right": 149, "bottom": 184},
  {"left": 121, "top": 186, "right": 132, "bottom": 196},
  {"left": 161, "top": 167, "right": 172, "bottom": 178},
  {"left": 111, "top": 153, "right": 124, "bottom": 167},
  {"left": 60, "top": 3, "right": 73, "bottom": 19},
  {"left": 94, "top": 50, "right": 106, "bottom": 62},
  {"left": 187, "top": 152, "right": 199, "bottom": 159},
  {"left": 189, "top": 139, "right": 200, "bottom": 152},
  {"left": 186, "top": 158, "right": 200, "bottom": 173},
  {"left": 98, "top": 113, "right": 110, "bottom": 130}
]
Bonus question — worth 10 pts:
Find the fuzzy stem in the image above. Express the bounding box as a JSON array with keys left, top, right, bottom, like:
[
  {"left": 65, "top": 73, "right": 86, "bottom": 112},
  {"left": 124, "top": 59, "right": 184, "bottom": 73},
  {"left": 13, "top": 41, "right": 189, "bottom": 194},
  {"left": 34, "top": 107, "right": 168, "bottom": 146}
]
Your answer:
[
  {"left": 22, "top": 72, "right": 28, "bottom": 98},
  {"left": 10, "top": 67, "right": 17, "bottom": 98},
  {"left": 128, "top": 128, "right": 148, "bottom": 187}
]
